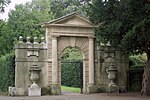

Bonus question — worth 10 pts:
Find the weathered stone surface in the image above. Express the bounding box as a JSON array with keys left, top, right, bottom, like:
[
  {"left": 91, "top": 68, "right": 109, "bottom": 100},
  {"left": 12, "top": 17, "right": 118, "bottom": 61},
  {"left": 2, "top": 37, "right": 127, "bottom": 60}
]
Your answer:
[
  {"left": 43, "top": 13, "right": 95, "bottom": 94},
  {"left": 28, "top": 83, "right": 41, "bottom": 96},
  {"left": 8, "top": 86, "right": 16, "bottom": 96},
  {"left": 15, "top": 38, "right": 48, "bottom": 96},
  {"left": 51, "top": 84, "right": 61, "bottom": 95},
  {"left": 16, "top": 88, "right": 25, "bottom": 96},
  {"left": 95, "top": 45, "right": 129, "bottom": 93},
  {"left": 108, "top": 85, "right": 119, "bottom": 93},
  {"left": 15, "top": 13, "right": 129, "bottom": 96},
  {"left": 87, "top": 84, "right": 98, "bottom": 93}
]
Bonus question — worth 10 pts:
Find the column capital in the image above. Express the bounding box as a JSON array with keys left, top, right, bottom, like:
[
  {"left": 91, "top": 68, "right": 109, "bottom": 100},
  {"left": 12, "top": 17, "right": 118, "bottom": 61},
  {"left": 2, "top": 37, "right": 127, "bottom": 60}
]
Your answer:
[
  {"left": 88, "top": 35, "right": 95, "bottom": 39},
  {"left": 52, "top": 34, "right": 59, "bottom": 39},
  {"left": 88, "top": 36, "right": 95, "bottom": 41}
]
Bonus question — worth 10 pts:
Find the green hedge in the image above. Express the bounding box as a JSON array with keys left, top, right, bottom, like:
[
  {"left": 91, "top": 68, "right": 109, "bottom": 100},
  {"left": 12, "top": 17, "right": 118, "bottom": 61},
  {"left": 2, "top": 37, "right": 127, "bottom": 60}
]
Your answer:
[
  {"left": 0, "top": 53, "right": 15, "bottom": 91},
  {"left": 61, "top": 60, "right": 82, "bottom": 88},
  {"left": 128, "top": 55, "right": 145, "bottom": 92}
]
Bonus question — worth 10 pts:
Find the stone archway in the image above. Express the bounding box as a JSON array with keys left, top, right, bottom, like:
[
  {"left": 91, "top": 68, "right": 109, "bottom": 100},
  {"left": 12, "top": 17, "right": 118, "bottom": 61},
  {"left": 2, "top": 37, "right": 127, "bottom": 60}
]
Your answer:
[
  {"left": 60, "top": 47, "right": 83, "bottom": 94},
  {"left": 42, "top": 13, "right": 97, "bottom": 94}
]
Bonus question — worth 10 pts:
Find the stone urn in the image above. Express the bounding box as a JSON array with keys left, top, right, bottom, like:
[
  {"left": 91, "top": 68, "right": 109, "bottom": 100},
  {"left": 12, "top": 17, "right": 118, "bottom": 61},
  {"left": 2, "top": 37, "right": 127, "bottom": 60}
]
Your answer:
[
  {"left": 28, "top": 64, "right": 41, "bottom": 96},
  {"left": 29, "top": 64, "right": 41, "bottom": 83},
  {"left": 107, "top": 64, "right": 117, "bottom": 86}
]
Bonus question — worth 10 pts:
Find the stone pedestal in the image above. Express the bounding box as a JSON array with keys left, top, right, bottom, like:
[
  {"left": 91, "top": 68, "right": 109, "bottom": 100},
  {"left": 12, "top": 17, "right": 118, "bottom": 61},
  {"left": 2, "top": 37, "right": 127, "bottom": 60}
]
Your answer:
[
  {"left": 28, "top": 83, "right": 41, "bottom": 96},
  {"left": 108, "top": 85, "right": 119, "bottom": 93},
  {"left": 107, "top": 64, "right": 118, "bottom": 93},
  {"left": 87, "top": 84, "right": 98, "bottom": 93},
  {"left": 8, "top": 86, "right": 16, "bottom": 96},
  {"left": 51, "top": 84, "right": 61, "bottom": 95},
  {"left": 28, "top": 64, "right": 41, "bottom": 96},
  {"left": 16, "top": 88, "right": 25, "bottom": 96}
]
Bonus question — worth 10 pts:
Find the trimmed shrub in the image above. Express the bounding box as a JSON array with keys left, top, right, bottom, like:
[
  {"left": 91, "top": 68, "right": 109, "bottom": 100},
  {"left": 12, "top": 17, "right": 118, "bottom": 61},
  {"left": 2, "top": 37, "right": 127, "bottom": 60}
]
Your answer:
[
  {"left": 0, "top": 53, "right": 15, "bottom": 92},
  {"left": 129, "top": 54, "right": 146, "bottom": 68},
  {"left": 61, "top": 60, "right": 83, "bottom": 88}
]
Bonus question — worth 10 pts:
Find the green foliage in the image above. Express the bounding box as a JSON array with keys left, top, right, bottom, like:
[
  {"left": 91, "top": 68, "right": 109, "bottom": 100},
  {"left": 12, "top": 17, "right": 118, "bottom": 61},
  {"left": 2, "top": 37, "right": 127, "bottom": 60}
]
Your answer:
[
  {"left": 128, "top": 54, "right": 146, "bottom": 92},
  {"left": 50, "top": 0, "right": 91, "bottom": 18},
  {"left": 129, "top": 54, "right": 147, "bottom": 67},
  {"left": 61, "top": 47, "right": 83, "bottom": 60},
  {"left": 0, "top": 53, "right": 15, "bottom": 91},
  {"left": 0, "top": 20, "right": 14, "bottom": 57},
  {"left": 0, "top": 0, "right": 55, "bottom": 57},
  {"left": 88, "top": 0, "right": 150, "bottom": 55},
  {"left": 61, "top": 60, "right": 82, "bottom": 88},
  {"left": 61, "top": 86, "right": 80, "bottom": 93},
  {"left": 7, "top": 1, "right": 53, "bottom": 38},
  {"left": 0, "top": 0, "right": 11, "bottom": 12}
]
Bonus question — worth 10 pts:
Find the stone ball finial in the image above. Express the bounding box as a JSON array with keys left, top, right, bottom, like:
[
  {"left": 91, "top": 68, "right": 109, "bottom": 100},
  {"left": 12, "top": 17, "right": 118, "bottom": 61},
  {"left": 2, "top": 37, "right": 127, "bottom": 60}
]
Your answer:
[
  {"left": 41, "top": 37, "right": 45, "bottom": 43},
  {"left": 34, "top": 37, "right": 38, "bottom": 44},
  {"left": 26, "top": 37, "right": 31, "bottom": 43},
  {"left": 19, "top": 36, "right": 23, "bottom": 43}
]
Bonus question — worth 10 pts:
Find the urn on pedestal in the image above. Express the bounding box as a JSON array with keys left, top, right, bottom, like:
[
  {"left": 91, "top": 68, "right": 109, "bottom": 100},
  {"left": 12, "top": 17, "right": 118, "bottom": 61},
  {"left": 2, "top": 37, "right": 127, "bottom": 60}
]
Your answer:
[
  {"left": 107, "top": 64, "right": 119, "bottom": 93},
  {"left": 28, "top": 64, "right": 41, "bottom": 96}
]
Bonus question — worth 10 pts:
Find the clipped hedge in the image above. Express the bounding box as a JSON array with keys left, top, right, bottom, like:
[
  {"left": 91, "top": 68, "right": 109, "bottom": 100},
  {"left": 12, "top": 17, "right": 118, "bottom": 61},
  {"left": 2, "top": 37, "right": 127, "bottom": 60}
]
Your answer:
[
  {"left": 61, "top": 60, "right": 82, "bottom": 88},
  {"left": 0, "top": 53, "right": 15, "bottom": 91},
  {"left": 128, "top": 55, "right": 145, "bottom": 92}
]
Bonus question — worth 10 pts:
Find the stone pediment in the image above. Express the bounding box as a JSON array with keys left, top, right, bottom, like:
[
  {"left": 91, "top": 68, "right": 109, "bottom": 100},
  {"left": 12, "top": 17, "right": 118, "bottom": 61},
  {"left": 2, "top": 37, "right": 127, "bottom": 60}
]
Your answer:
[{"left": 43, "top": 12, "right": 94, "bottom": 27}]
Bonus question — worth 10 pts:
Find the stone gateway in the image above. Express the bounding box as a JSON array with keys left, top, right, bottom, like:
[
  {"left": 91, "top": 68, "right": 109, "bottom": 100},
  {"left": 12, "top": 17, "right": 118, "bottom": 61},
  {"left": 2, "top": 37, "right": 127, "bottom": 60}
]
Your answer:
[{"left": 14, "top": 13, "right": 129, "bottom": 96}]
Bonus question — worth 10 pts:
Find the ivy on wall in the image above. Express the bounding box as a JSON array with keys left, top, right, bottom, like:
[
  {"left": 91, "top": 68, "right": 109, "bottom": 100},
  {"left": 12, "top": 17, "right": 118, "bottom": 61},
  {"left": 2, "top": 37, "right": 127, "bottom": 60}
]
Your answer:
[{"left": 0, "top": 53, "right": 15, "bottom": 91}]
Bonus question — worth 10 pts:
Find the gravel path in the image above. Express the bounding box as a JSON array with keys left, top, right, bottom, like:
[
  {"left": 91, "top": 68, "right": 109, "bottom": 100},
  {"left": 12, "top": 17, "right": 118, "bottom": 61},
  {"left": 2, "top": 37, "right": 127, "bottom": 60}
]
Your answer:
[{"left": 0, "top": 93, "right": 149, "bottom": 100}]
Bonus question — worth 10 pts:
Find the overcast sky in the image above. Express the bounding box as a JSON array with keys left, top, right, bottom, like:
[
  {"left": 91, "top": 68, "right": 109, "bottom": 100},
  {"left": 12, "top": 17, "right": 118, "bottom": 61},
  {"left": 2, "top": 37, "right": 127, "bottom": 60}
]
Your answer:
[{"left": 0, "top": 0, "right": 31, "bottom": 20}]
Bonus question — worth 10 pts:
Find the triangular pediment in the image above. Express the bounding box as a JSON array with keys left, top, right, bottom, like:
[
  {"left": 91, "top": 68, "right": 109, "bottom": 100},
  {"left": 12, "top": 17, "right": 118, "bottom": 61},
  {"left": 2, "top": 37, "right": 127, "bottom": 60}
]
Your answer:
[{"left": 43, "top": 13, "right": 94, "bottom": 27}]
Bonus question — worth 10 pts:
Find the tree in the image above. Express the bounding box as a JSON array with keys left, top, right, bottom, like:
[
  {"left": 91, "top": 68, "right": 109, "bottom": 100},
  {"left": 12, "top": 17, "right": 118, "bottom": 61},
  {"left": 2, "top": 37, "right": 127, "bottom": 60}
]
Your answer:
[
  {"left": 50, "top": 0, "right": 91, "bottom": 18},
  {"left": 61, "top": 47, "right": 82, "bottom": 60},
  {"left": 7, "top": 0, "right": 54, "bottom": 40},
  {"left": 88, "top": 0, "right": 150, "bottom": 95},
  {"left": 0, "top": 0, "right": 10, "bottom": 12},
  {"left": 0, "top": 19, "right": 14, "bottom": 57},
  {"left": 0, "top": 0, "right": 54, "bottom": 57}
]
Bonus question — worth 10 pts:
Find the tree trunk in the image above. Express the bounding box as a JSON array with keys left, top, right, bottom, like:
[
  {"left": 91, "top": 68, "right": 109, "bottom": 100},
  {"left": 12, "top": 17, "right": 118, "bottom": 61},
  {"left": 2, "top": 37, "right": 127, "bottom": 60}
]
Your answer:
[{"left": 141, "top": 50, "right": 150, "bottom": 95}]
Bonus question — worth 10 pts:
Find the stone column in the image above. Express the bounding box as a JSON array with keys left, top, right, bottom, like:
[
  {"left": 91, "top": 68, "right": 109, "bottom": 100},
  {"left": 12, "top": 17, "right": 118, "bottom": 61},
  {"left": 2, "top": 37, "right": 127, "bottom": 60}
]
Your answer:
[
  {"left": 87, "top": 37, "right": 98, "bottom": 93},
  {"left": 51, "top": 35, "right": 61, "bottom": 95},
  {"left": 52, "top": 36, "right": 58, "bottom": 84},
  {"left": 89, "top": 37, "right": 94, "bottom": 85}
]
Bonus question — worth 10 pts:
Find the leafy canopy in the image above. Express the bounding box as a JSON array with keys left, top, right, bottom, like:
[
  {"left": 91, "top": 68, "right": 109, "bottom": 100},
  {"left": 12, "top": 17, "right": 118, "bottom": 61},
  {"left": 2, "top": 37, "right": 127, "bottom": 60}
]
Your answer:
[
  {"left": 88, "top": 0, "right": 150, "bottom": 55},
  {"left": 0, "top": 0, "right": 11, "bottom": 12},
  {"left": 50, "top": 0, "right": 91, "bottom": 18}
]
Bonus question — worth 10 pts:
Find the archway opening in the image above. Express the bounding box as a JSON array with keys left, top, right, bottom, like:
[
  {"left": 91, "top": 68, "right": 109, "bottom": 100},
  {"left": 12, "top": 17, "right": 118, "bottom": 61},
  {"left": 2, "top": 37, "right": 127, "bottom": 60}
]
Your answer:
[{"left": 60, "top": 47, "right": 83, "bottom": 94}]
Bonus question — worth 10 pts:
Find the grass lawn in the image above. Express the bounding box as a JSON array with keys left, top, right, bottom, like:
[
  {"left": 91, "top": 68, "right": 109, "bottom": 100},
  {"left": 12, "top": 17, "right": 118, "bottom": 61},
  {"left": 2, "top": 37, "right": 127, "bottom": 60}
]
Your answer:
[{"left": 61, "top": 86, "right": 80, "bottom": 93}]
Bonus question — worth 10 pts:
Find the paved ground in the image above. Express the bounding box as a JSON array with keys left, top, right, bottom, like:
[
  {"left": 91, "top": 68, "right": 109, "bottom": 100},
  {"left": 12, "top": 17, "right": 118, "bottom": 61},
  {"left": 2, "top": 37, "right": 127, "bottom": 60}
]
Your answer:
[{"left": 0, "top": 93, "right": 150, "bottom": 100}]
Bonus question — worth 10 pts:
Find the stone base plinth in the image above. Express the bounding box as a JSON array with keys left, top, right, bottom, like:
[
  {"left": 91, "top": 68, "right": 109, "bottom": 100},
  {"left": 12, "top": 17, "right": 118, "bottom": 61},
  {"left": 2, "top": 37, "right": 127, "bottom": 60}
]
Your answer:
[
  {"left": 51, "top": 84, "right": 61, "bottom": 95},
  {"left": 8, "top": 86, "right": 16, "bottom": 96},
  {"left": 28, "top": 83, "right": 41, "bottom": 96},
  {"left": 87, "top": 84, "right": 98, "bottom": 94},
  {"left": 108, "top": 85, "right": 119, "bottom": 93},
  {"left": 16, "top": 88, "right": 25, "bottom": 96}
]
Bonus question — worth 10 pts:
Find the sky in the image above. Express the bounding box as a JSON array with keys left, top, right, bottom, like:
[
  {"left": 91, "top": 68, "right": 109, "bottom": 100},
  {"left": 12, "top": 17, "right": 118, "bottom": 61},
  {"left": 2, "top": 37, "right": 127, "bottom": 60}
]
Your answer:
[{"left": 0, "top": 0, "right": 31, "bottom": 20}]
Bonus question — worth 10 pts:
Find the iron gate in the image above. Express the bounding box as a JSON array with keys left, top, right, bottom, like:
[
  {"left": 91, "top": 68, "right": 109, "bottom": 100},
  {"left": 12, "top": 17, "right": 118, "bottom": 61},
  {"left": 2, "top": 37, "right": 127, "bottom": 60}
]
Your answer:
[
  {"left": 61, "top": 60, "right": 83, "bottom": 93},
  {"left": 127, "top": 68, "right": 144, "bottom": 92}
]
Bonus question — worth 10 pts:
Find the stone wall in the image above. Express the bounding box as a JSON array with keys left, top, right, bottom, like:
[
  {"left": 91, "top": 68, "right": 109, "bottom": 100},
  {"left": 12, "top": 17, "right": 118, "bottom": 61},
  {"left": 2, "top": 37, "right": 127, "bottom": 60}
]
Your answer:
[
  {"left": 15, "top": 36, "right": 48, "bottom": 95},
  {"left": 94, "top": 43, "right": 129, "bottom": 92},
  {"left": 14, "top": 14, "right": 129, "bottom": 95},
  {"left": 15, "top": 37, "right": 129, "bottom": 95}
]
